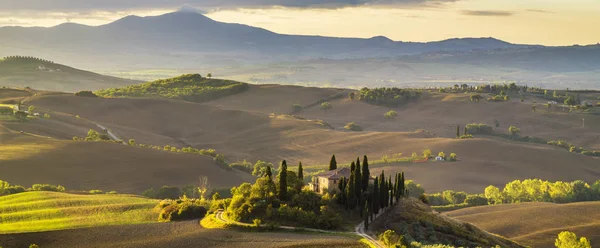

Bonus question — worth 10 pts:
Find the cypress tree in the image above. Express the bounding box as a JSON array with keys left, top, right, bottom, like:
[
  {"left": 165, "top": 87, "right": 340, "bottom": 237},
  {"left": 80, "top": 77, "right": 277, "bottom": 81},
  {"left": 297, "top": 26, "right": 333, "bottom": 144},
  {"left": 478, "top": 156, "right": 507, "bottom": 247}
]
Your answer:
[
  {"left": 456, "top": 125, "right": 460, "bottom": 138},
  {"left": 355, "top": 163, "right": 362, "bottom": 198},
  {"left": 364, "top": 201, "right": 369, "bottom": 230},
  {"left": 350, "top": 161, "right": 356, "bottom": 172},
  {"left": 372, "top": 177, "right": 379, "bottom": 214},
  {"left": 400, "top": 172, "right": 406, "bottom": 197},
  {"left": 297, "top": 162, "right": 304, "bottom": 191},
  {"left": 356, "top": 157, "right": 361, "bottom": 168},
  {"left": 266, "top": 166, "right": 273, "bottom": 180},
  {"left": 379, "top": 171, "right": 386, "bottom": 209},
  {"left": 389, "top": 176, "right": 393, "bottom": 206},
  {"left": 362, "top": 155, "right": 370, "bottom": 191},
  {"left": 278, "top": 160, "right": 288, "bottom": 201},
  {"left": 395, "top": 173, "right": 400, "bottom": 201},
  {"left": 329, "top": 155, "right": 337, "bottom": 171},
  {"left": 464, "top": 126, "right": 468, "bottom": 136},
  {"left": 347, "top": 169, "right": 356, "bottom": 210}
]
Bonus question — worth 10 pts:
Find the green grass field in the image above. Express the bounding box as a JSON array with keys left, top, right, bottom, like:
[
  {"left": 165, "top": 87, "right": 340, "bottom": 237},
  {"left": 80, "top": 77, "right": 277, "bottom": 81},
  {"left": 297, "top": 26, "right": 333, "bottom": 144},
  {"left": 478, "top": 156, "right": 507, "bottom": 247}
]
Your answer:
[{"left": 0, "top": 191, "right": 158, "bottom": 233}]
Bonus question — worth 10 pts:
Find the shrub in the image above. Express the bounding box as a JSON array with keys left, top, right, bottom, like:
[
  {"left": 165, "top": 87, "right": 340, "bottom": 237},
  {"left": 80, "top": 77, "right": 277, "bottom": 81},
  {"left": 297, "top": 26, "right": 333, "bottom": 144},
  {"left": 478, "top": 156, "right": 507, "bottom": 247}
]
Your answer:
[
  {"left": 320, "top": 102, "right": 332, "bottom": 110},
  {"left": 459, "top": 134, "right": 473, "bottom": 139},
  {"left": 449, "top": 153, "right": 458, "bottom": 161},
  {"left": 30, "top": 184, "right": 65, "bottom": 192},
  {"left": 74, "top": 91, "right": 98, "bottom": 97},
  {"left": 43, "top": 113, "right": 51, "bottom": 118},
  {"left": 291, "top": 104, "right": 303, "bottom": 113},
  {"left": 465, "top": 123, "right": 492, "bottom": 134},
  {"left": 464, "top": 195, "right": 488, "bottom": 206},
  {"left": 384, "top": 110, "right": 398, "bottom": 119},
  {"left": 344, "top": 122, "right": 363, "bottom": 131},
  {"left": 380, "top": 229, "right": 404, "bottom": 247},
  {"left": 229, "top": 160, "right": 253, "bottom": 173},
  {"left": 89, "top": 190, "right": 103, "bottom": 194},
  {"left": 157, "top": 199, "right": 208, "bottom": 222},
  {"left": 555, "top": 231, "right": 591, "bottom": 248},
  {"left": 155, "top": 186, "right": 182, "bottom": 199}
]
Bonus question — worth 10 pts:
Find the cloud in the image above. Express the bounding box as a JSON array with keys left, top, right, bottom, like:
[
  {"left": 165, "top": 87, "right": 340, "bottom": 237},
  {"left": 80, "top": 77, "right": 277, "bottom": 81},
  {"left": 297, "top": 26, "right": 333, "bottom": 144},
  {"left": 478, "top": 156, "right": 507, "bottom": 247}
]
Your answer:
[
  {"left": 525, "top": 9, "right": 555, "bottom": 14},
  {"left": 461, "top": 10, "right": 514, "bottom": 17},
  {"left": 0, "top": 0, "right": 461, "bottom": 12}
]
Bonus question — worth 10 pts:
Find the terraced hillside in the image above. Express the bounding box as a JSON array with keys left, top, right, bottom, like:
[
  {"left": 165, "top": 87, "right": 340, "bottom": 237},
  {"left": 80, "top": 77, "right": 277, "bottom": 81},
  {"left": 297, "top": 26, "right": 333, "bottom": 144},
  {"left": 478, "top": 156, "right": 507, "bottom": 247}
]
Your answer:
[{"left": 446, "top": 202, "right": 600, "bottom": 248}]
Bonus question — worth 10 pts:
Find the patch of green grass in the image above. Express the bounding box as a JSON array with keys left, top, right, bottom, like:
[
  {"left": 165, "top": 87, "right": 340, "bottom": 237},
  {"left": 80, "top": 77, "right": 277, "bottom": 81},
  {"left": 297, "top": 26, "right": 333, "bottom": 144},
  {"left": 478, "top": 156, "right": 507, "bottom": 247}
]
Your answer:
[{"left": 0, "top": 191, "right": 158, "bottom": 233}]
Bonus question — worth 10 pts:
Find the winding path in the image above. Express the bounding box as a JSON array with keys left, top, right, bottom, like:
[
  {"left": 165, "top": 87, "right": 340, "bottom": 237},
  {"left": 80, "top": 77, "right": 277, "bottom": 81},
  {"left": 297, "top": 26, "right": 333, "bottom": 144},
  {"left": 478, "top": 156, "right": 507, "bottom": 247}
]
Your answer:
[{"left": 94, "top": 123, "right": 125, "bottom": 144}]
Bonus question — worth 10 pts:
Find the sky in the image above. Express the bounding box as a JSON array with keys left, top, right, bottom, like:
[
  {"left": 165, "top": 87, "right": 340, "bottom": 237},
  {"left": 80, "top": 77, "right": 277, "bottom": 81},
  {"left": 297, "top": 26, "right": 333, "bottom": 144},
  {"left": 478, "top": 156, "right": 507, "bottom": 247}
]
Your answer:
[{"left": 0, "top": 0, "right": 599, "bottom": 46}]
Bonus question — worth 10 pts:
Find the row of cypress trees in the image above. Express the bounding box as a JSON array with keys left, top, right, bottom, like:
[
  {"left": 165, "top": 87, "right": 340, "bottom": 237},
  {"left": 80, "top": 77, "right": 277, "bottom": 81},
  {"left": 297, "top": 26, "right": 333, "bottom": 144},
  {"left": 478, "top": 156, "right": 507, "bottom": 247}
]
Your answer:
[{"left": 332, "top": 154, "right": 407, "bottom": 230}]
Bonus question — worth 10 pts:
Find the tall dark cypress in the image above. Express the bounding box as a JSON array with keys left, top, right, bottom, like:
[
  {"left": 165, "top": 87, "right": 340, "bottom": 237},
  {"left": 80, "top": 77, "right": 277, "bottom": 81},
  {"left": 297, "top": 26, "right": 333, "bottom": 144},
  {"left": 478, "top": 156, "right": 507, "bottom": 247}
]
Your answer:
[
  {"left": 347, "top": 169, "right": 356, "bottom": 210},
  {"left": 362, "top": 155, "right": 370, "bottom": 191},
  {"left": 355, "top": 163, "right": 362, "bottom": 198},
  {"left": 379, "top": 171, "right": 386, "bottom": 209},
  {"left": 388, "top": 176, "right": 393, "bottom": 206},
  {"left": 350, "top": 161, "right": 356, "bottom": 172},
  {"left": 394, "top": 173, "right": 400, "bottom": 201},
  {"left": 456, "top": 125, "right": 460, "bottom": 138},
  {"left": 364, "top": 201, "right": 369, "bottom": 230},
  {"left": 372, "top": 177, "right": 379, "bottom": 214},
  {"left": 278, "top": 160, "right": 288, "bottom": 201},
  {"left": 356, "top": 157, "right": 361, "bottom": 168},
  {"left": 329, "top": 155, "right": 337, "bottom": 171},
  {"left": 297, "top": 162, "right": 304, "bottom": 191},
  {"left": 400, "top": 172, "right": 406, "bottom": 197},
  {"left": 266, "top": 166, "right": 273, "bottom": 179}
]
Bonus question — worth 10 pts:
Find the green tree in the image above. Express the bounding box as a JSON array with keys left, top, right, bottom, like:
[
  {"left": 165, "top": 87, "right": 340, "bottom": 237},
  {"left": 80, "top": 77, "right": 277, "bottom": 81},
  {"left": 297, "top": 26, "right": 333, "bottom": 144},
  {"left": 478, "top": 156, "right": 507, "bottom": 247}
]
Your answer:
[
  {"left": 252, "top": 160, "right": 274, "bottom": 177},
  {"left": 437, "top": 151, "right": 446, "bottom": 160},
  {"left": 278, "top": 160, "right": 288, "bottom": 201},
  {"left": 564, "top": 96, "right": 576, "bottom": 106},
  {"left": 355, "top": 162, "right": 362, "bottom": 199},
  {"left": 320, "top": 102, "right": 333, "bottom": 111},
  {"left": 349, "top": 92, "right": 356, "bottom": 100},
  {"left": 347, "top": 169, "right": 357, "bottom": 210},
  {"left": 27, "top": 105, "right": 35, "bottom": 115},
  {"left": 449, "top": 153, "right": 458, "bottom": 161},
  {"left": 555, "top": 231, "right": 592, "bottom": 248},
  {"left": 456, "top": 125, "right": 460, "bottom": 138},
  {"left": 329, "top": 154, "right": 337, "bottom": 171},
  {"left": 423, "top": 149, "right": 432, "bottom": 159},
  {"left": 484, "top": 185, "right": 503, "bottom": 204},
  {"left": 362, "top": 155, "right": 370, "bottom": 192},
  {"left": 379, "top": 171, "right": 386, "bottom": 209},
  {"left": 372, "top": 177, "right": 379, "bottom": 214},
  {"left": 363, "top": 201, "right": 369, "bottom": 230},
  {"left": 509, "top": 126, "right": 521, "bottom": 137},
  {"left": 384, "top": 110, "right": 398, "bottom": 119},
  {"left": 207, "top": 73, "right": 212, "bottom": 78},
  {"left": 128, "top": 139, "right": 136, "bottom": 146},
  {"left": 297, "top": 162, "right": 304, "bottom": 191}
]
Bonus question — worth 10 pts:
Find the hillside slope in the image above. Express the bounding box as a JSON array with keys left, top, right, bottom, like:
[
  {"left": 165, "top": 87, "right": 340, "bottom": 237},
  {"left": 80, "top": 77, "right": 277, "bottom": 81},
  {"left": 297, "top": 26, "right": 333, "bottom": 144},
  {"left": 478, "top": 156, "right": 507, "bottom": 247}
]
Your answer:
[
  {"left": 370, "top": 197, "right": 523, "bottom": 247},
  {"left": 0, "top": 57, "right": 141, "bottom": 92},
  {"left": 0, "top": 126, "right": 254, "bottom": 193},
  {"left": 23, "top": 93, "right": 600, "bottom": 194},
  {"left": 446, "top": 202, "right": 600, "bottom": 248},
  {"left": 0, "top": 191, "right": 158, "bottom": 234},
  {"left": 0, "top": 220, "right": 364, "bottom": 248}
]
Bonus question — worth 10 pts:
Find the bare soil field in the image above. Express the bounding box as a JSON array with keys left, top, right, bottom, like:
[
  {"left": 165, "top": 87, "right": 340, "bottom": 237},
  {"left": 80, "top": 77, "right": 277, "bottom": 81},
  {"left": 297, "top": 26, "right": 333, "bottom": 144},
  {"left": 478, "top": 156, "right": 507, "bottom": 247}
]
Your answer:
[
  {"left": 300, "top": 92, "right": 600, "bottom": 150},
  {"left": 445, "top": 202, "right": 600, "bottom": 248},
  {"left": 0, "top": 220, "right": 364, "bottom": 248},
  {"left": 203, "top": 84, "right": 346, "bottom": 114},
  {"left": 17, "top": 92, "right": 600, "bottom": 195}
]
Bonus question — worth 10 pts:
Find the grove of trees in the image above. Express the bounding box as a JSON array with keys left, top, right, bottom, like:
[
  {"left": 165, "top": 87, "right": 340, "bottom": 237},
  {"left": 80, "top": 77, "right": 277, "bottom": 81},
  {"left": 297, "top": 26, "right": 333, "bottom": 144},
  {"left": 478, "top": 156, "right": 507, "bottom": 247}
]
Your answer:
[{"left": 358, "top": 87, "right": 422, "bottom": 107}]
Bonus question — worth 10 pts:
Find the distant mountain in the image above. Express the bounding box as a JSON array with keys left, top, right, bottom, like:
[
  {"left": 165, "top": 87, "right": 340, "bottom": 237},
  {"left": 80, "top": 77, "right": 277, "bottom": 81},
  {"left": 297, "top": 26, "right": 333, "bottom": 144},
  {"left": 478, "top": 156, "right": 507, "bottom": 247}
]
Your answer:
[{"left": 0, "top": 11, "right": 531, "bottom": 71}]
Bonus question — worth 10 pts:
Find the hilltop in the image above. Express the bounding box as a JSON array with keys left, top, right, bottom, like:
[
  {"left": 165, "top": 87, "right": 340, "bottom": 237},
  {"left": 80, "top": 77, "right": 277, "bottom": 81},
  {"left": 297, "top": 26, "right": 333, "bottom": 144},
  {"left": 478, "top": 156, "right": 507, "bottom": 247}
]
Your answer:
[
  {"left": 0, "top": 56, "right": 141, "bottom": 92},
  {"left": 446, "top": 202, "right": 600, "bottom": 247},
  {"left": 370, "top": 197, "right": 523, "bottom": 247}
]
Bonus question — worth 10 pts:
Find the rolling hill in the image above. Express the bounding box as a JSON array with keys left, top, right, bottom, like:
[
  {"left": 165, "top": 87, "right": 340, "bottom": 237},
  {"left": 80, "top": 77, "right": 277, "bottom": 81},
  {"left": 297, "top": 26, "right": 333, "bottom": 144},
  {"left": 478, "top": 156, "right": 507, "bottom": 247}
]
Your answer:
[
  {"left": 0, "top": 57, "right": 141, "bottom": 92},
  {"left": 445, "top": 202, "right": 600, "bottom": 247},
  {"left": 0, "top": 191, "right": 158, "bottom": 234},
  {"left": 0, "top": 125, "right": 254, "bottom": 193},
  {"left": 14, "top": 85, "right": 599, "bottom": 194},
  {"left": 370, "top": 197, "right": 523, "bottom": 247},
  {"left": 0, "top": 220, "right": 365, "bottom": 248}
]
